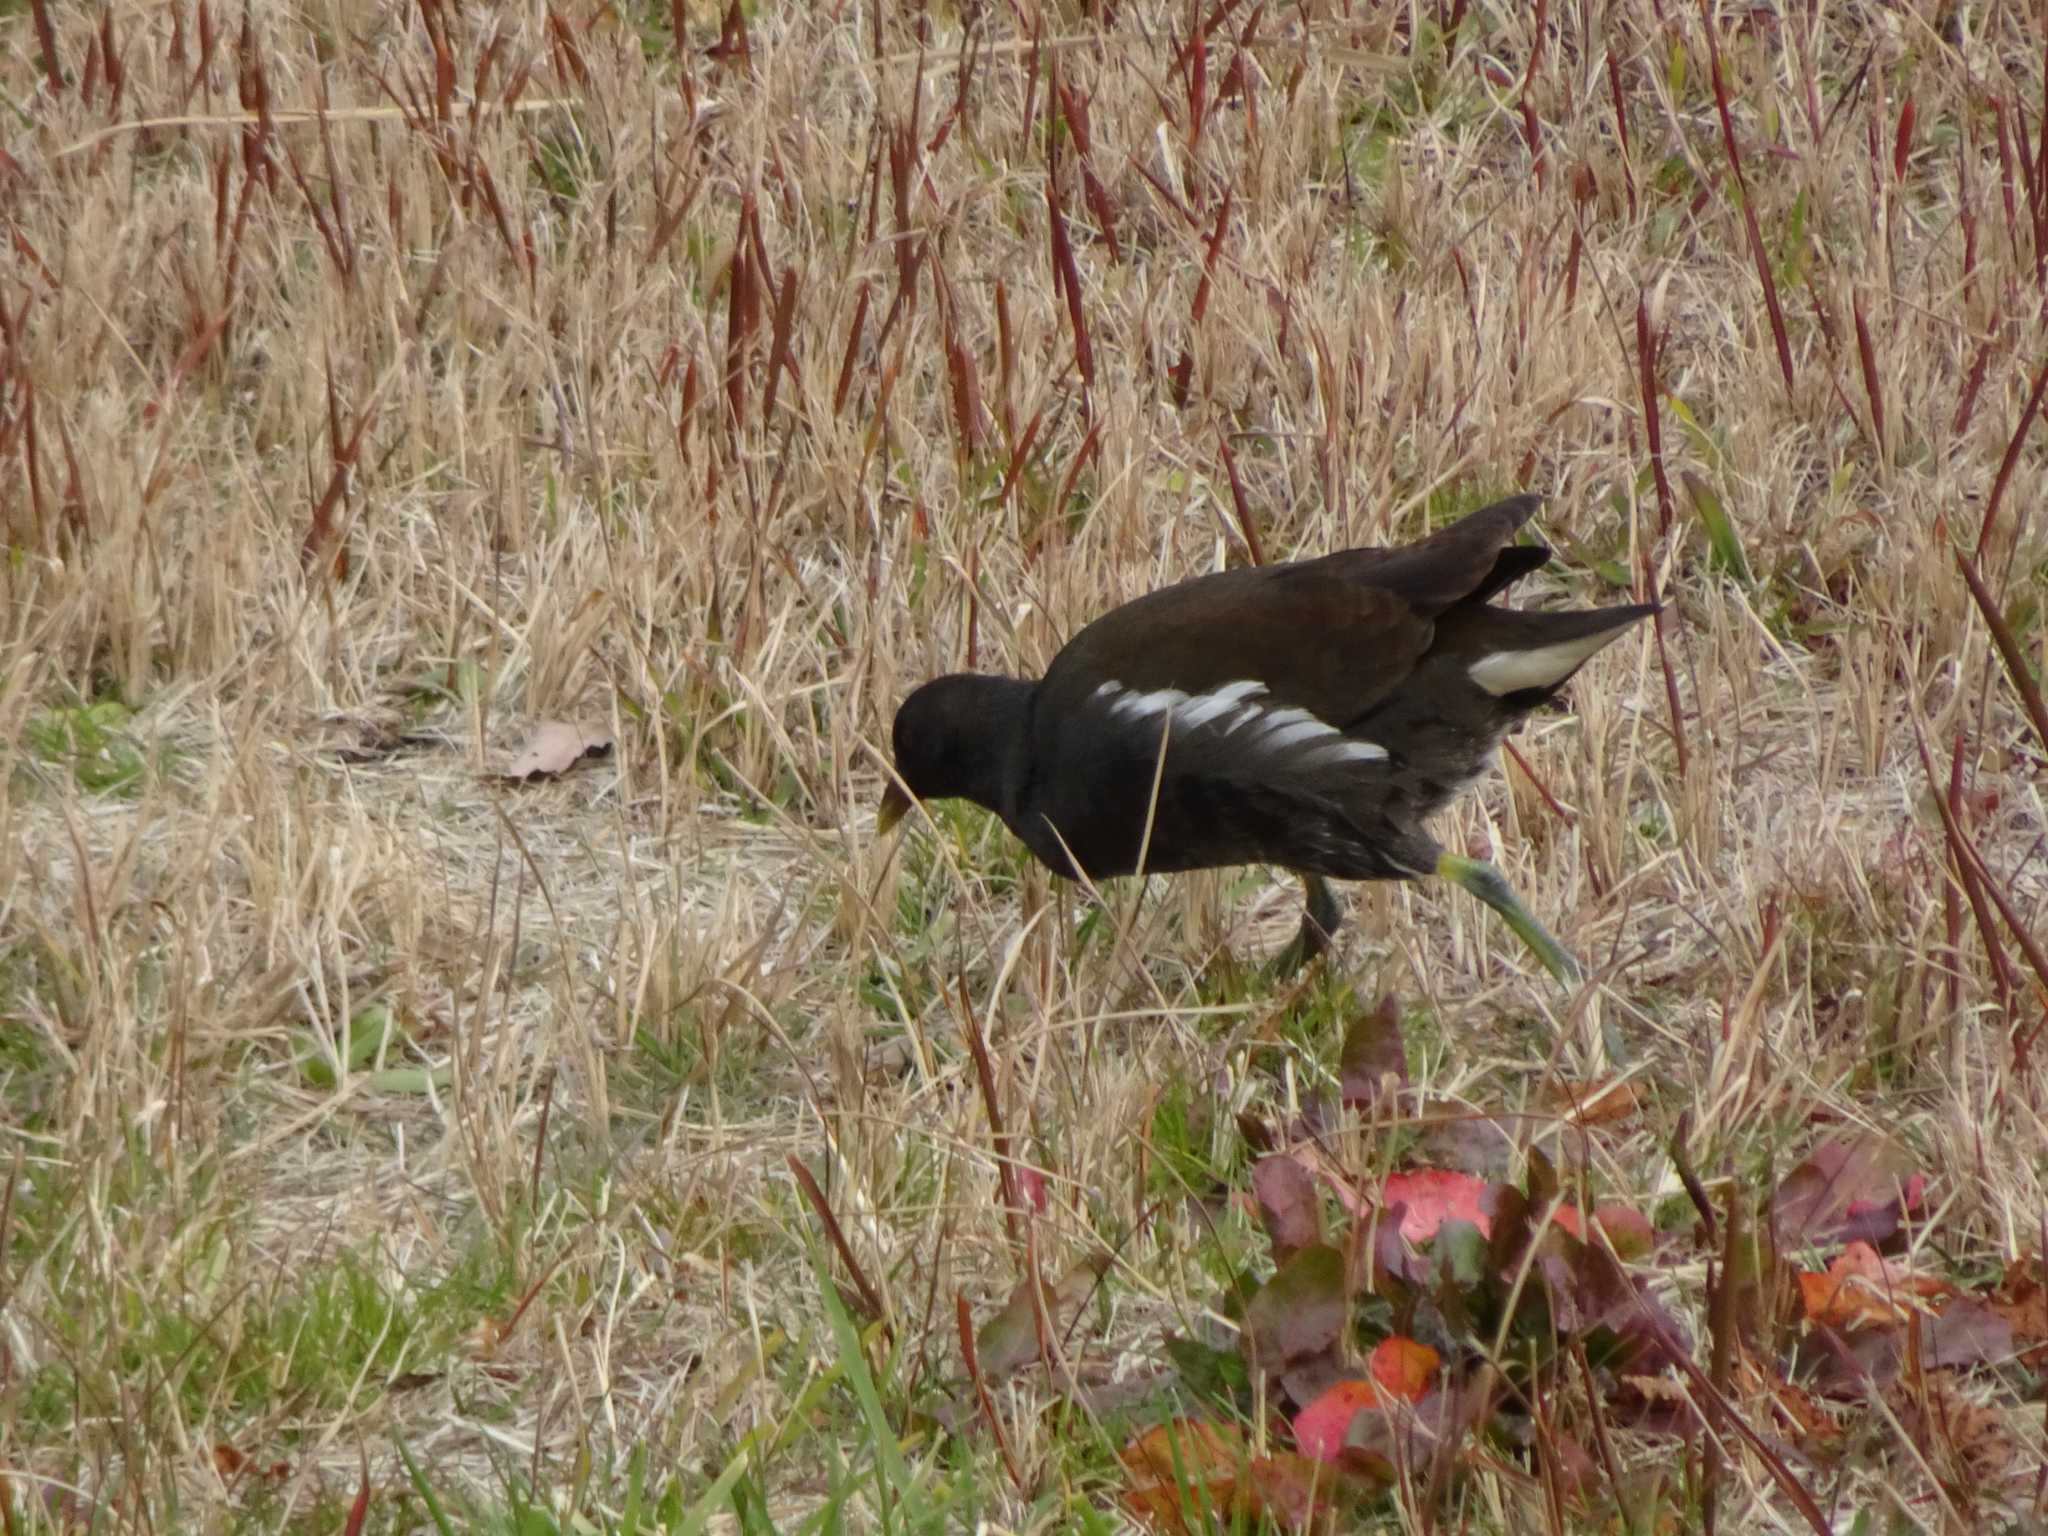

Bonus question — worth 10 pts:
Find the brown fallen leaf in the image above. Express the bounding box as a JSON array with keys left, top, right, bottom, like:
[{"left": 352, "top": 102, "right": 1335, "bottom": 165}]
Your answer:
[
  {"left": 1550, "top": 1077, "right": 1643, "bottom": 1126},
  {"left": 1920, "top": 1299, "right": 2015, "bottom": 1370},
  {"left": 1590, "top": 1202, "right": 1657, "bottom": 1258},
  {"left": 1770, "top": 1136, "right": 1926, "bottom": 1249},
  {"left": 1338, "top": 993, "right": 1408, "bottom": 1106},
  {"left": 1888, "top": 1377, "right": 2022, "bottom": 1487},
  {"left": 1983, "top": 1253, "right": 2048, "bottom": 1366},
  {"left": 1252, "top": 1154, "right": 1322, "bottom": 1264},
  {"left": 499, "top": 721, "right": 614, "bottom": 781},
  {"left": 1243, "top": 1243, "right": 1348, "bottom": 1380},
  {"left": 322, "top": 715, "right": 441, "bottom": 764},
  {"left": 973, "top": 1252, "right": 1109, "bottom": 1379},
  {"left": 1735, "top": 1348, "right": 1843, "bottom": 1447}
]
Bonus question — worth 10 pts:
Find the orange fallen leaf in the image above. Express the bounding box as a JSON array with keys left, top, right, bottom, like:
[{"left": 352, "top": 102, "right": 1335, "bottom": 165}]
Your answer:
[
  {"left": 1799, "top": 1241, "right": 1947, "bottom": 1328},
  {"left": 1369, "top": 1336, "right": 1439, "bottom": 1400},
  {"left": 1120, "top": 1418, "right": 1331, "bottom": 1532}
]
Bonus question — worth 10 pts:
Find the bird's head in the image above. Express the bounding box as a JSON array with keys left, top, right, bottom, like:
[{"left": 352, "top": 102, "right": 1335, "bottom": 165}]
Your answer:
[{"left": 878, "top": 673, "right": 1032, "bottom": 832}]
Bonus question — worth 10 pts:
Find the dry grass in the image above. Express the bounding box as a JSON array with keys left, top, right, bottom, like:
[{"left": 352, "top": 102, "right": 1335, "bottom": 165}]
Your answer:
[{"left": 1, "top": 1, "right": 2044, "bottom": 1531}]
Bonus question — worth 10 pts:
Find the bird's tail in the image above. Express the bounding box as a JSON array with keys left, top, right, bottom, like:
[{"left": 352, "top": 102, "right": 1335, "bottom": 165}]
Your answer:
[{"left": 1455, "top": 602, "right": 1659, "bottom": 699}]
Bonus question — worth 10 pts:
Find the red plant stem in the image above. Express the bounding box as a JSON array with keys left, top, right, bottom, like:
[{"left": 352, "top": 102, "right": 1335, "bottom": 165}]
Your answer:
[
  {"left": 1704, "top": 2, "right": 1795, "bottom": 399},
  {"left": 1975, "top": 355, "right": 2048, "bottom": 564},
  {"left": 1635, "top": 293, "right": 1673, "bottom": 534}
]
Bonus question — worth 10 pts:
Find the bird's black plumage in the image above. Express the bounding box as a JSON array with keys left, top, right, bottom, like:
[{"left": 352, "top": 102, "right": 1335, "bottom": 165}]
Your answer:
[{"left": 881, "top": 495, "right": 1656, "bottom": 980}]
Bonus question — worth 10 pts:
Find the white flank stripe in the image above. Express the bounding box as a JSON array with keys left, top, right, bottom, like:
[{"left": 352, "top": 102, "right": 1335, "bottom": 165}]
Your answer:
[
  {"left": 1259, "top": 716, "right": 1334, "bottom": 750},
  {"left": 1103, "top": 685, "right": 1187, "bottom": 720},
  {"left": 1308, "top": 738, "right": 1389, "bottom": 763},
  {"left": 1174, "top": 678, "right": 1265, "bottom": 728},
  {"left": 1468, "top": 632, "right": 1626, "bottom": 696},
  {"left": 1092, "top": 680, "right": 1388, "bottom": 765}
]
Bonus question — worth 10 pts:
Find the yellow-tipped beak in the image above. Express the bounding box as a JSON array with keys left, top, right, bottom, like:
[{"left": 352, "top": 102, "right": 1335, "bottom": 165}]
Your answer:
[{"left": 877, "top": 782, "right": 913, "bottom": 835}]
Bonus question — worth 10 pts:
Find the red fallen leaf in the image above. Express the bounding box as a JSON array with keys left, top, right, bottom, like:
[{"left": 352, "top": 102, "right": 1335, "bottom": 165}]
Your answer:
[
  {"left": 1119, "top": 1418, "right": 1331, "bottom": 1532},
  {"left": 342, "top": 1450, "right": 372, "bottom": 1536},
  {"left": 1293, "top": 1379, "right": 1383, "bottom": 1462},
  {"left": 1292, "top": 1339, "right": 1441, "bottom": 1463},
  {"left": 1798, "top": 1241, "right": 1948, "bottom": 1328},
  {"left": 1507, "top": 1187, "right": 1630, "bottom": 1253},
  {"left": 1379, "top": 1169, "right": 1490, "bottom": 1242},
  {"left": 1015, "top": 1165, "right": 1048, "bottom": 1214}
]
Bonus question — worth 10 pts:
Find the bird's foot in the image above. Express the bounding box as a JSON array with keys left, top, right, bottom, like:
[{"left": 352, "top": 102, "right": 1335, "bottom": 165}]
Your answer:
[
  {"left": 1434, "top": 853, "right": 1583, "bottom": 988},
  {"left": 1269, "top": 873, "right": 1344, "bottom": 980}
]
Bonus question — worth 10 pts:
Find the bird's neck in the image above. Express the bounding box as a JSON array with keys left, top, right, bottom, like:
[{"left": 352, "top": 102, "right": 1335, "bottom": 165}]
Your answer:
[{"left": 971, "top": 676, "right": 1039, "bottom": 827}]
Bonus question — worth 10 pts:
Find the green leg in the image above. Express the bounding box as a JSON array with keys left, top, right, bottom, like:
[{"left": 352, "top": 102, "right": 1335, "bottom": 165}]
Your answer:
[
  {"left": 1271, "top": 873, "right": 1344, "bottom": 978},
  {"left": 1435, "top": 853, "right": 1583, "bottom": 988}
]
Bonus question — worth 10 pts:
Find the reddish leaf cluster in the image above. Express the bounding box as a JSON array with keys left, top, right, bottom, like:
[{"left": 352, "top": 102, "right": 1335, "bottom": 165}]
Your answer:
[{"left": 1096, "top": 997, "right": 2037, "bottom": 1529}]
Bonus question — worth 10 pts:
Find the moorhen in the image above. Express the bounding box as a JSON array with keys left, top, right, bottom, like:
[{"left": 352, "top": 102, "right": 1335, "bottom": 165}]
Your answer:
[{"left": 879, "top": 495, "right": 1655, "bottom": 983}]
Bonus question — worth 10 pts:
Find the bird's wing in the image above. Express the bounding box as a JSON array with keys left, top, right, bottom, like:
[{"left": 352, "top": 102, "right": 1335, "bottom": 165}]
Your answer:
[
  {"left": 1042, "top": 564, "right": 1432, "bottom": 725},
  {"left": 1041, "top": 495, "right": 1545, "bottom": 727}
]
